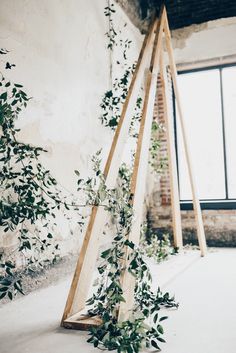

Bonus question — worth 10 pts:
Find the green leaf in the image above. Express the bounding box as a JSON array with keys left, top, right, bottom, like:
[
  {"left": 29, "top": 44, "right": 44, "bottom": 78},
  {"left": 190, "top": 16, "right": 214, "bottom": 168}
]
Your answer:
[
  {"left": 8, "top": 291, "right": 13, "bottom": 300},
  {"left": 153, "top": 313, "right": 159, "bottom": 323},
  {"left": 5, "top": 261, "right": 15, "bottom": 268},
  {"left": 0, "top": 114, "right": 4, "bottom": 126},
  {"left": 127, "top": 346, "right": 133, "bottom": 353},
  {"left": 0, "top": 279, "right": 12, "bottom": 286},
  {"left": 159, "top": 316, "right": 168, "bottom": 322},
  {"left": 0, "top": 287, "right": 8, "bottom": 292},
  {"left": 108, "top": 117, "right": 118, "bottom": 127},
  {"left": 151, "top": 340, "right": 160, "bottom": 350},
  {"left": 157, "top": 325, "right": 164, "bottom": 334},
  {"left": 0, "top": 92, "right": 7, "bottom": 101},
  {"left": 11, "top": 99, "right": 18, "bottom": 106},
  {"left": 124, "top": 240, "right": 134, "bottom": 249},
  {"left": 0, "top": 292, "right": 7, "bottom": 300},
  {"left": 101, "top": 249, "right": 110, "bottom": 258},
  {"left": 14, "top": 281, "right": 24, "bottom": 295},
  {"left": 6, "top": 267, "right": 13, "bottom": 276},
  {"left": 24, "top": 241, "right": 31, "bottom": 250}
]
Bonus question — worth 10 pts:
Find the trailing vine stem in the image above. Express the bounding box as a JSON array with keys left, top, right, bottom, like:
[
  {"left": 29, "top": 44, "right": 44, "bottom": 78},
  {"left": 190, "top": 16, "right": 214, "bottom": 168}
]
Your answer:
[
  {"left": 84, "top": 159, "right": 178, "bottom": 353},
  {"left": 0, "top": 52, "right": 113, "bottom": 301}
]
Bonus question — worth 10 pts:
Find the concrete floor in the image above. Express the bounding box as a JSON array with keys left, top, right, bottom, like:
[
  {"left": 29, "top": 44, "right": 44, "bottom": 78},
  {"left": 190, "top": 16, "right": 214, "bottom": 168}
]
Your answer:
[{"left": 0, "top": 248, "right": 236, "bottom": 353}]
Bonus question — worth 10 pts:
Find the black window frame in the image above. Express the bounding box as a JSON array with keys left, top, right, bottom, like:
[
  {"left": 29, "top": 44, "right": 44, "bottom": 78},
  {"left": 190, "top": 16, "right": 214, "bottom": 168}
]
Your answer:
[{"left": 174, "top": 62, "right": 236, "bottom": 210}]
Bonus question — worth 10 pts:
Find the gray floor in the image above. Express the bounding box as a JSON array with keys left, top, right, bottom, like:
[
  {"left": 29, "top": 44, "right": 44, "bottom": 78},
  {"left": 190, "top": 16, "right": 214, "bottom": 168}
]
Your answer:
[{"left": 0, "top": 248, "right": 235, "bottom": 353}]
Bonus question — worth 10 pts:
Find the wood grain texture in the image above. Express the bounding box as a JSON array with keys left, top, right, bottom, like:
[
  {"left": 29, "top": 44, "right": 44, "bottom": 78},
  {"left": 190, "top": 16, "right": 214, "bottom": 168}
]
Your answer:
[
  {"left": 63, "top": 314, "right": 102, "bottom": 331},
  {"left": 163, "top": 7, "right": 207, "bottom": 256},
  {"left": 118, "top": 7, "right": 166, "bottom": 321}
]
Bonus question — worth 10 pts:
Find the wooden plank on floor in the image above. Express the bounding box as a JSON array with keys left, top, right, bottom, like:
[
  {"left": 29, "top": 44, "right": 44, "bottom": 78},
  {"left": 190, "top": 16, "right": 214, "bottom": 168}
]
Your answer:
[{"left": 63, "top": 314, "right": 102, "bottom": 331}]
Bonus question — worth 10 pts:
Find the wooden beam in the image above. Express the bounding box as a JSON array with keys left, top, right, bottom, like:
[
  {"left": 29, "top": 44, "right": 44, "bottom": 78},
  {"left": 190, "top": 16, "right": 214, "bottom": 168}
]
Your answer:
[
  {"left": 163, "top": 8, "right": 207, "bottom": 256},
  {"left": 63, "top": 314, "right": 102, "bottom": 331},
  {"left": 61, "top": 17, "right": 158, "bottom": 324},
  {"left": 159, "top": 52, "right": 183, "bottom": 249},
  {"left": 118, "top": 7, "right": 166, "bottom": 322}
]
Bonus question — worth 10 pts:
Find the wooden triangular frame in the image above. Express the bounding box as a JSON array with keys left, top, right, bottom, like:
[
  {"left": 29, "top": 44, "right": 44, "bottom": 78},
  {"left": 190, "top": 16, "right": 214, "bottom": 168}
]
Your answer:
[{"left": 61, "top": 6, "right": 207, "bottom": 330}]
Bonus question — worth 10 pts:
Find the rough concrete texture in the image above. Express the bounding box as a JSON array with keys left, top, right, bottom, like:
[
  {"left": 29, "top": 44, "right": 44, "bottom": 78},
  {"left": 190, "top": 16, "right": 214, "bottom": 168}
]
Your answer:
[
  {"left": 162, "top": 248, "right": 236, "bottom": 353},
  {"left": 0, "top": 254, "right": 77, "bottom": 305},
  {"left": 0, "top": 248, "right": 235, "bottom": 353}
]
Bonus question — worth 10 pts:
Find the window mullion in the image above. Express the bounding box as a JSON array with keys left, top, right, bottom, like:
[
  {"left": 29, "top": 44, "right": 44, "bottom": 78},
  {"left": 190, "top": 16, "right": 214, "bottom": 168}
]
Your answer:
[{"left": 219, "top": 67, "right": 229, "bottom": 200}]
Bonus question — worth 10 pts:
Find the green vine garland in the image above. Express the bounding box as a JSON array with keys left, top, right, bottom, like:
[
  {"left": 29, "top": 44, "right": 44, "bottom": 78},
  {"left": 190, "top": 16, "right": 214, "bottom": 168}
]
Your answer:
[{"left": 83, "top": 3, "right": 178, "bottom": 353}]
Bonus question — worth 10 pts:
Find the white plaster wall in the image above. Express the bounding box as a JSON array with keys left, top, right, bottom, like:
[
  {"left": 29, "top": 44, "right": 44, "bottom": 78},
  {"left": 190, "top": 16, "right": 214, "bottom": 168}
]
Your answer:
[
  {"left": 0, "top": 0, "right": 142, "bottom": 187},
  {"left": 172, "top": 17, "right": 236, "bottom": 63},
  {"left": 0, "top": 0, "right": 142, "bottom": 254}
]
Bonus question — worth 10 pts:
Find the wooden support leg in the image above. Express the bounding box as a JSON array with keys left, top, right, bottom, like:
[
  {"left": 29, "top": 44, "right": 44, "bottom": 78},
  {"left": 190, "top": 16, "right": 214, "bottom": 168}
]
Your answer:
[
  {"left": 159, "top": 53, "right": 183, "bottom": 249},
  {"left": 163, "top": 8, "right": 207, "bottom": 256},
  {"left": 118, "top": 70, "right": 158, "bottom": 322}
]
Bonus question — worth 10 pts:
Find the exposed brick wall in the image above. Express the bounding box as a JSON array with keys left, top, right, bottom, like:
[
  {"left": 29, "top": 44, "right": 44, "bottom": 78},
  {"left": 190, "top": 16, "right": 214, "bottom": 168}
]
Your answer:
[
  {"left": 148, "top": 66, "right": 236, "bottom": 247},
  {"left": 147, "top": 69, "right": 172, "bottom": 231},
  {"left": 156, "top": 71, "right": 172, "bottom": 207},
  {"left": 150, "top": 206, "right": 236, "bottom": 247}
]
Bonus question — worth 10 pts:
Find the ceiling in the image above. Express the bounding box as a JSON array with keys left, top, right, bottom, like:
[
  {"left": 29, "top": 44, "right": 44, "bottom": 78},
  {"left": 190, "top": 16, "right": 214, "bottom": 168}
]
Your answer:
[
  {"left": 139, "top": 0, "right": 236, "bottom": 29},
  {"left": 138, "top": 0, "right": 236, "bottom": 29}
]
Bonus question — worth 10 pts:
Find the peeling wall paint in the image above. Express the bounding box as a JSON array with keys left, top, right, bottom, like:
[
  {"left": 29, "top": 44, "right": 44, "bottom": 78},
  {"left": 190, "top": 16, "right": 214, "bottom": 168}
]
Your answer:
[
  {"left": 0, "top": 0, "right": 143, "bottom": 255},
  {"left": 171, "top": 16, "right": 236, "bottom": 63}
]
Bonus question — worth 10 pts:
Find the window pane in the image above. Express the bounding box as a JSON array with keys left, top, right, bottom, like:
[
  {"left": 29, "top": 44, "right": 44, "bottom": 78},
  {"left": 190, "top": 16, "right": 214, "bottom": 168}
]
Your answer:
[
  {"left": 176, "top": 69, "right": 226, "bottom": 200},
  {"left": 222, "top": 66, "right": 236, "bottom": 198}
]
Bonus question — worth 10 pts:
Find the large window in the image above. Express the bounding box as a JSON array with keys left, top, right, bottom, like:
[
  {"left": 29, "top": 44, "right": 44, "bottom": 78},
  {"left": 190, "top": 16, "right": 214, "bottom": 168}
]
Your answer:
[{"left": 175, "top": 65, "right": 236, "bottom": 209}]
